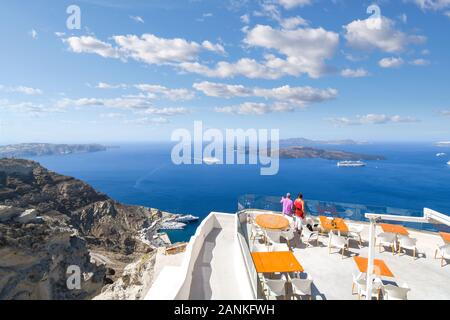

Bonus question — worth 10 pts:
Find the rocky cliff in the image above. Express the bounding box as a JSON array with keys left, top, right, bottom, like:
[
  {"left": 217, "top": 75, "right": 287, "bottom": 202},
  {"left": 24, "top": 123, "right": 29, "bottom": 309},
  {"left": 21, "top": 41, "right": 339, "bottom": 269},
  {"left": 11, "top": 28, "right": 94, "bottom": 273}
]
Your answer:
[{"left": 0, "top": 158, "right": 172, "bottom": 300}]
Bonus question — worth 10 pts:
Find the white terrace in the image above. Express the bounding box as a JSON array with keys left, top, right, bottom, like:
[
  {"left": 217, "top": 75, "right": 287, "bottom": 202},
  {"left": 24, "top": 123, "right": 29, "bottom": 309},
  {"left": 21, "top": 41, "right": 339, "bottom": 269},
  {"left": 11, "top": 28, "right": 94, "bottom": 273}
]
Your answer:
[{"left": 146, "top": 209, "right": 450, "bottom": 300}]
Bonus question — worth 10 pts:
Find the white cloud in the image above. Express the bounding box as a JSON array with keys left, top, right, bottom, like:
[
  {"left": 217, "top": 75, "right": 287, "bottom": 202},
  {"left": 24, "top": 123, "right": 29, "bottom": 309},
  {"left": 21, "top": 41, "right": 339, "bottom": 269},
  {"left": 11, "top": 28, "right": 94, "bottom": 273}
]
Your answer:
[
  {"left": 280, "top": 16, "right": 309, "bottom": 29},
  {"left": 328, "top": 114, "right": 419, "bottom": 126},
  {"left": 193, "top": 82, "right": 252, "bottom": 98},
  {"left": 56, "top": 97, "right": 153, "bottom": 110},
  {"left": 0, "top": 99, "right": 60, "bottom": 116},
  {"left": 243, "top": 24, "right": 338, "bottom": 78},
  {"left": 64, "top": 33, "right": 226, "bottom": 65},
  {"left": 240, "top": 14, "right": 250, "bottom": 24},
  {"left": 64, "top": 36, "right": 121, "bottom": 58},
  {"left": 193, "top": 81, "right": 338, "bottom": 107},
  {"left": 201, "top": 40, "right": 226, "bottom": 55},
  {"left": 410, "top": 58, "right": 431, "bottom": 66},
  {"left": 30, "top": 29, "right": 38, "bottom": 40},
  {"left": 340, "top": 68, "right": 370, "bottom": 78},
  {"left": 379, "top": 57, "right": 404, "bottom": 68},
  {"left": 134, "top": 84, "right": 195, "bottom": 101},
  {"left": 125, "top": 117, "right": 169, "bottom": 125},
  {"left": 0, "top": 85, "right": 42, "bottom": 95},
  {"left": 139, "top": 107, "right": 189, "bottom": 116},
  {"left": 94, "top": 82, "right": 195, "bottom": 101},
  {"left": 56, "top": 96, "right": 189, "bottom": 117},
  {"left": 215, "top": 102, "right": 294, "bottom": 115},
  {"left": 344, "top": 17, "right": 426, "bottom": 53},
  {"left": 182, "top": 24, "right": 339, "bottom": 79},
  {"left": 277, "top": 0, "right": 312, "bottom": 10},
  {"left": 409, "top": 0, "right": 450, "bottom": 10},
  {"left": 439, "top": 110, "right": 450, "bottom": 116},
  {"left": 130, "top": 15, "right": 145, "bottom": 23},
  {"left": 96, "top": 82, "right": 128, "bottom": 89},
  {"left": 445, "top": 10, "right": 450, "bottom": 18},
  {"left": 113, "top": 34, "right": 202, "bottom": 64}
]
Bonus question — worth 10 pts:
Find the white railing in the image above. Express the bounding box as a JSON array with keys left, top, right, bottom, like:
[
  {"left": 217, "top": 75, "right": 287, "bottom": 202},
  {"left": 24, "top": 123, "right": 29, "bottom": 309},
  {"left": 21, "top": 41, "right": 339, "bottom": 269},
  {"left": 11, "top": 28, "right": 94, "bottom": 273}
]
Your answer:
[{"left": 145, "top": 211, "right": 255, "bottom": 300}]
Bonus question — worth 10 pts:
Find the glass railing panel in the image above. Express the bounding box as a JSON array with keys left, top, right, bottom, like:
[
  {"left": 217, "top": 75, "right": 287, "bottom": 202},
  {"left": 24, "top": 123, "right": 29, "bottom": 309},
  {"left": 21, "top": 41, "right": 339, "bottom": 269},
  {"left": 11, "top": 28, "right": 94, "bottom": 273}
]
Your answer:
[{"left": 238, "top": 194, "right": 448, "bottom": 233}]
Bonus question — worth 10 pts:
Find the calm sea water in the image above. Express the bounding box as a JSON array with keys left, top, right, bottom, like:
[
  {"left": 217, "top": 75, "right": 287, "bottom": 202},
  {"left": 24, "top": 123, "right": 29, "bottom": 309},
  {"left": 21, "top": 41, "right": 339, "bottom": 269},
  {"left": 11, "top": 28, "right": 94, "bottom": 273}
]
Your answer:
[{"left": 30, "top": 143, "right": 450, "bottom": 242}]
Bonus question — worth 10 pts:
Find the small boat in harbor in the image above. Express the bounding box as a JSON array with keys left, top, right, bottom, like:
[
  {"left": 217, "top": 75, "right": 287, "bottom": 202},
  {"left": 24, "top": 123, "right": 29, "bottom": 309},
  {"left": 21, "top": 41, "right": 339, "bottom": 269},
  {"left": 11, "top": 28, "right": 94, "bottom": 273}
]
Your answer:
[
  {"left": 175, "top": 214, "right": 200, "bottom": 223},
  {"left": 436, "top": 153, "right": 446, "bottom": 157},
  {"left": 337, "top": 161, "right": 366, "bottom": 167},
  {"left": 447, "top": 161, "right": 450, "bottom": 166}
]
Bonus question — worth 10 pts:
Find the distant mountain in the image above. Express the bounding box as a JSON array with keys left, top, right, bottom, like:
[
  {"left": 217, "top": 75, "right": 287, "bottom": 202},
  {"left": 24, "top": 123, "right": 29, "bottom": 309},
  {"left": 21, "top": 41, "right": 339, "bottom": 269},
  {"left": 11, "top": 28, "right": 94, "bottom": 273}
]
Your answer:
[
  {"left": 0, "top": 143, "right": 111, "bottom": 158},
  {"left": 276, "top": 146, "right": 385, "bottom": 161},
  {"left": 279, "top": 138, "right": 367, "bottom": 147}
]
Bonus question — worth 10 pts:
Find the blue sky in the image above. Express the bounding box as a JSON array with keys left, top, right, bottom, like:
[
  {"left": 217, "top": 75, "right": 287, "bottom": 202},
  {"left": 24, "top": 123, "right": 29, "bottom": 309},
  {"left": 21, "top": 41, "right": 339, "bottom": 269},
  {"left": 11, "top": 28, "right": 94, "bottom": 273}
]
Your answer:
[{"left": 0, "top": 0, "right": 449, "bottom": 143}]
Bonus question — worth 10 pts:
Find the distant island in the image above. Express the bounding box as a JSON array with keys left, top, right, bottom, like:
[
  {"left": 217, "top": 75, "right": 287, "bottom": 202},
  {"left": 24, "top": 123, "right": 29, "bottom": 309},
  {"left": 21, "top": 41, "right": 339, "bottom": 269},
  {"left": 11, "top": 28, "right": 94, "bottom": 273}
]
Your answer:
[
  {"left": 276, "top": 146, "right": 385, "bottom": 161},
  {"left": 0, "top": 143, "right": 111, "bottom": 158},
  {"left": 279, "top": 137, "right": 367, "bottom": 147}
]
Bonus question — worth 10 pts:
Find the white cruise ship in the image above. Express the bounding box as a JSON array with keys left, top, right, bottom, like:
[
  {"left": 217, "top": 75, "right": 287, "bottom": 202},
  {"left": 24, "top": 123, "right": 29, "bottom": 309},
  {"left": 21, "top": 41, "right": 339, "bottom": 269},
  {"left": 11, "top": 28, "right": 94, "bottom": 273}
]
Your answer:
[
  {"left": 337, "top": 160, "right": 366, "bottom": 167},
  {"left": 203, "top": 157, "right": 220, "bottom": 165}
]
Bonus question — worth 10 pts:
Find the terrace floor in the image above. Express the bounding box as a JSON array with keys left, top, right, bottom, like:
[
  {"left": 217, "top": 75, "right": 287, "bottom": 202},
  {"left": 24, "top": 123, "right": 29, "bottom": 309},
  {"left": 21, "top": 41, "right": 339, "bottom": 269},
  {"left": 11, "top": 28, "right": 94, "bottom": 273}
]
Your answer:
[{"left": 248, "top": 218, "right": 450, "bottom": 300}]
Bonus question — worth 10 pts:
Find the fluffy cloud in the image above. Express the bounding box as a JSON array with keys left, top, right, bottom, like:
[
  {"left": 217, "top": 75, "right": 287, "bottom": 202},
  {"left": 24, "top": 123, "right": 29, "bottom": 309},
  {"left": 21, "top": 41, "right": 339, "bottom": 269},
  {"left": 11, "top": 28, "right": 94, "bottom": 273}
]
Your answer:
[
  {"left": 0, "top": 85, "right": 42, "bottom": 95},
  {"left": 56, "top": 97, "right": 152, "bottom": 110},
  {"left": 410, "top": 58, "right": 431, "bottom": 66},
  {"left": 215, "top": 102, "right": 294, "bottom": 115},
  {"left": 378, "top": 57, "right": 404, "bottom": 68},
  {"left": 193, "top": 81, "right": 338, "bottom": 107},
  {"left": 134, "top": 84, "right": 195, "bottom": 101},
  {"left": 201, "top": 41, "right": 226, "bottom": 55},
  {"left": 277, "top": 0, "right": 312, "bottom": 9},
  {"left": 244, "top": 24, "right": 339, "bottom": 78},
  {"left": 328, "top": 114, "right": 419, "bottom": 126},
  {"left": 409, "top": 0, "right": 450, "bottom": 10},
  {"left": 240, "top": 14, "right": 250, "bottom": 24},
  {"left": 344, "top": 17, "right": 426, "bottom": 53},
  {"left": 64, "top": 33, "right": 226, "bottom": 65},
  {"left": 125, "top": 117, "right": 169, "bottom": 125},
  {"left": 0, "top": 99, "right": 60, "bottom": 116},
  {"left": 439, "top": 110, "right": 450, "bottom": 116},
  {"left": 182, "top": 24, "right": 339, "bottom": 79},
  {"left": 340, "top": 68, "right": 370, "bottom": 78},
  {"left": 56, "top": 96, "right": 189, "bottom": 117},
  {"left": 139, "top": 107, "right": 189, "bottom": 116},
  {"left": 94, "top": 82, "right": 195, "bottom": 101},
  {"left": 96, "top": 82, "right": 128, "bottom": 89},
  {"left": 65, "top": 36, "right": 121, "bottom": 58},
  {"left": 280, "top": 16, "right": 309, "bottom": 29},
  {"left": 130, "top": 15, "right": 145, "bottom": 23}
]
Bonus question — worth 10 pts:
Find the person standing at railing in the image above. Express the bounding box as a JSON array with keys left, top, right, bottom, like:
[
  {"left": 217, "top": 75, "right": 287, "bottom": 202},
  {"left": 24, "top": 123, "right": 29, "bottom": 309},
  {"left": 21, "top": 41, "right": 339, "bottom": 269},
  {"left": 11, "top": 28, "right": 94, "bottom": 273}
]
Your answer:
[
  {"left": 293, "top": 193, "right": 306, "bottom": 231},
  {"left": 280, "top": 193, "right": 293, "bottom": 216}
]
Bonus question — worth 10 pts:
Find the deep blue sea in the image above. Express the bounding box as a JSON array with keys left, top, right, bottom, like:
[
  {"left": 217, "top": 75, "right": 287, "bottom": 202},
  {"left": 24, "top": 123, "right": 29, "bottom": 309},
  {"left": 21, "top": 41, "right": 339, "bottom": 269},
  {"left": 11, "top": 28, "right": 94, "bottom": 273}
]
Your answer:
[{"left": 30, "top": 143, "right": 450, "bottom": 242}]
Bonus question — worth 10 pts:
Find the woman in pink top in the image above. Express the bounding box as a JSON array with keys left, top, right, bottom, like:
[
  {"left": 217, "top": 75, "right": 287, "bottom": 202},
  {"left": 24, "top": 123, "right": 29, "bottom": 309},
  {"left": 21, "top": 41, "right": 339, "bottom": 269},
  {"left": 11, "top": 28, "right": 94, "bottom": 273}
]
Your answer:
[{"left": 280, "top": 193, "right": 293, "bottom": 216}]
